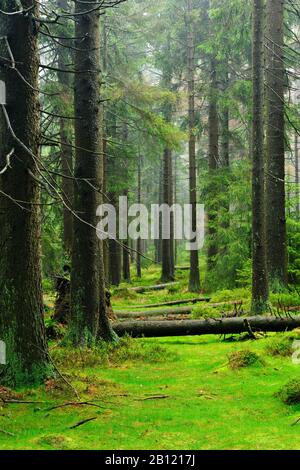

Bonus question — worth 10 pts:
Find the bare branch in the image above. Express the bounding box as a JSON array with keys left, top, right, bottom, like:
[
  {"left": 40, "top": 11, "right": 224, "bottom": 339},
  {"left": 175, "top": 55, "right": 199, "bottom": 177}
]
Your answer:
[{"left": 0, "top": 148, "right": 14, "bottom": 175}]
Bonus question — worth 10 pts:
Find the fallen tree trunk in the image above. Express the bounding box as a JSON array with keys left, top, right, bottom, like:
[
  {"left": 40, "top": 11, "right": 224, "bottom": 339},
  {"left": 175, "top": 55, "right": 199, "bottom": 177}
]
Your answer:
[
  {"left": 123, "top": 282, "right": 180, "bottom": 293},
  {"left": 175, "top": 266, "right": 190, "bottom": 271},
  {"left": 113, "top": 316, "right": 300, "bottom": 338},
  {"left": 115, "top": 306, "right": 193, "bottom": 318},
  {"left": 118, "top": 315, "right": 191, "bottom": 322},
  {"left": 128, "top": 297, "right": 210, "bottom": 309},
  {"left": 115, "top": 301, "right": 243, "bottom": 319}
]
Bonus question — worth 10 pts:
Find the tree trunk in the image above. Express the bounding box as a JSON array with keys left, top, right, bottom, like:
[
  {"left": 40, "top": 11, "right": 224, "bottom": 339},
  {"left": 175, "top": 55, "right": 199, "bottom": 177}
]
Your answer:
[
  {"left": 161, "top": 148, "right": 175, "bottom": 282},
  {"left": 113, "top": 316, "right": 300, "bottom": 338},
  {"left": 220, "top": 69, "right": 230, "bottom": 169},
  {"left": 155, "top": 158, "right": 163, "bottom": 263},
  {"left": 101, "top": 16, "right": 109, "bottom": 282},
  {"left": 0, "top": 0, "right": 49, "bottom": 386},
  {"left": 71, "top": 5, "right": 115, "bottom": 344},
  {"left": 123, "top": 244, "right": 131, "bottom": 282},
  {"left": 108, "top": 194, "right": 121, "bottom": 286},
  {"left": 122, "top": 190, "right": 131, "bottom": 283},
  {"left": 207, "top": 57, "right": 219, "bottom": 271},
  {"left": 122, "top": 297, "right": 210, "bottom": 310},
  {"left": 251, "top": 0, "right": 269, "bottom": 313},
  {"left": 295, "top": 132, "right": 299, "bottom": 218},
  {"left": 57, "top": 0, "right": 74, "bottom": 255},
  {"left": 217, "top": 65, "right": 231, "bottom": 246},
  {"left": 265, "top": 0, "right": 287, "bottom": 288},
  {"left": 187, "top": 0, "right": 200, "bottom": 292},
  {"left": 136, "top": 154, "right": 142, "bottom": 278}
]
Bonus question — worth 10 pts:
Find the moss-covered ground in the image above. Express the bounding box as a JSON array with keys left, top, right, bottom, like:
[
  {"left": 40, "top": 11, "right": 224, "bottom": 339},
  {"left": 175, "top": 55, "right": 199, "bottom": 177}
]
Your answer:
[{"left": 1, "top": 266, "right": 300, "bottom": 450}]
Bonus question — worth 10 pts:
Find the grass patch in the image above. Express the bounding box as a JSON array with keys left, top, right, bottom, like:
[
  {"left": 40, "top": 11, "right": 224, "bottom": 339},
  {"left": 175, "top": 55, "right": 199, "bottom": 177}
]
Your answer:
[
  {"left": 192, "top": 305, "right": 221, "bottom": 319},
  {"left": 51, "top": 335, "right": 177, "bottom": 370},
  {"left": 2, "top": 334, "right": 300, "bottom": 450},
  {"left": 228, "top": 349, "right": 263, "bottom": 370},
  {"left": 265, "top": 334, "right": 294, "bottom": 357},
  {"left": 276, "top": 379, "right": 300, "bottom": 405},
  {"left": 2, "top": 266, "right": 300, "bottom": 450}
]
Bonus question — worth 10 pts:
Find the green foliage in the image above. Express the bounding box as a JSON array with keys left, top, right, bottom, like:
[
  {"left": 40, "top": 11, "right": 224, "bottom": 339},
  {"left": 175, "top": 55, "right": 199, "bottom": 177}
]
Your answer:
[
  {"left": 236, "top": 259, "right": 252, "bottom": 287},
  {"left": 287, "top": 218, "right": 300, "bottom": 285},
  {"left": 210, "top": 287, "right": 250, "bottom": 303},
  {"left": 265, "top": 335, "right": 293, "bottom": 358},
  {"left": 269, "top": 291, "right": 300, "bottom": 308},
  {"left": 192, "top": 305, "right": 221, "bottom": 319},
  {"left": 3, "top": 332, "right": 300, "bottom": 449},
  {"left": 228, "top": 349, "right": 263, "bottom": 370},
  {"left": 45, "top": 318, "right": 65, "bottom": 340},
  {"left": 51, "top": 335, "right": 177, "bottom": 368},
  {"left": 202, "top": 160, "right": 252, "bottom": 291},
  {"left": 277, "top": 379, "right": 300, "bottom": 406}
]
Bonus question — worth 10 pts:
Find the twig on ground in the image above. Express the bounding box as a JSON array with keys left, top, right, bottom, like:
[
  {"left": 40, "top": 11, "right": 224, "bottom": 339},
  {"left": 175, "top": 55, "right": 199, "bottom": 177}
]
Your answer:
[{"left": 69, "top": 417, "right": 97, "bottom": 429}]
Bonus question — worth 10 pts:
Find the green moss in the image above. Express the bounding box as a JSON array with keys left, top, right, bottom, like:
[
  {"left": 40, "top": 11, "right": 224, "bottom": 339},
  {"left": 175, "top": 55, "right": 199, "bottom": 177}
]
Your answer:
[
  {"left": 2, "top": 334, "right": 300, "bottom": 450},
  {"left": 228, "top": 349, "right": 263, "bottom": 370},
  {"left": 51, "top": 335, "right": 177, "bottom": 369},
  {"left": 0, "top": 325, "right": 52, "bottom": 388},
  {"left": 192, "top": 305, "right": 221, "bottom": 319},
  {"left": 276, "top": 379, "right": 300, "bottom": 405},
  {"left": 265, "top": 335, "right": 293, "bottom": 357}
]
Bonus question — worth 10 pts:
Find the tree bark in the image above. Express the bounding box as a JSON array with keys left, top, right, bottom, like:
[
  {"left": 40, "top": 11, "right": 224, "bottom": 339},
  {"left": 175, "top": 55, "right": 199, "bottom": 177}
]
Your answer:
[
  {"left": 295, "top": 133, "right": 299, "bottom": 217},
  {"left": 265, "top": 0, "right": 288, "bottom": 288},
  {"left": 251, "top": 0, "right": 269, "bottom": 313},
  {"left": 113, "top": 316, "right": 300, "bottom": 338},
  {"left": 71, "top": 5, "right": 115, "bottom": 344},
  {"left": 57, "top": 0, "right": 74, "bottom": 255},
  {"left": 187, "top": 0, "right": 200, "bottom": 292},
  {"left": 122, "top": 189, "right": 131, "bottom": 282},
  {"left": 220, "top": 68, "right": 230, "bottom": 169},
  {"left": 136, "top": 153, "right": 142, "bottom": 278},
  {"left": 161, "top": 148, "right": 175, "bottom": 282},
  {"left": 0, "top": 0, "right": 49, "bottom": 386},
  {"left": 155, "top": 157, "right": 163, "bottom": 263},
  {"left": 108, "top": 193, "right": 121, "bottom": 286},
  {"left": 207, "top": 56, "right": 219, "bottom": 271}
]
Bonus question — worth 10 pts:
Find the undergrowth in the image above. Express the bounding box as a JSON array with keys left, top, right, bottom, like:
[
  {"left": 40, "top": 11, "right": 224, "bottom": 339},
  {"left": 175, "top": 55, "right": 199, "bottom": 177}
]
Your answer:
[{"left": 50, "top": 335, "right": 177, "bottom": 370}]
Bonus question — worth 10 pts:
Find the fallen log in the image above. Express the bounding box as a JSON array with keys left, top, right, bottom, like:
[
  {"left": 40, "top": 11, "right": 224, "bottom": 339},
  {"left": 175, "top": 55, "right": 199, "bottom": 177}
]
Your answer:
[
  {"left": 127, "top": 297, "right": 211, "bottom": 309},
  {"left": 115, "top": 301, "right": 243, "bottom": 319},
  {"left": 113, "top": 316, "right": 300, "bottom": 338},
  {"left": 122, "top": 282, "right": 180, "bottom": 293},
  {"left": 118, "top": 315, "right": 191, "bottom": 322},
  {"left": 115, "top": 306, "right": 193, "bottom": 318},
  {"left": 175, "top": 266, "right": 190, "bottom": 271}
]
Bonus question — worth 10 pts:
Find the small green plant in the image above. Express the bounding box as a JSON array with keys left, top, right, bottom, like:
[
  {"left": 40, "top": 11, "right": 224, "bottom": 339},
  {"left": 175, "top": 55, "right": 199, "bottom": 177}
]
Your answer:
[
  {"left": 45, "top": 318, "right": 65, "bottom": 340},
  {"left": 192, "top": 305, "right": 221, "bottom": 319},
  {"left": 112, "top": 288, "right": 138, "bottom": 300},
  {"left": 228, "top": 349, "right": 262, "bottom": 370},
  {"left": 167, "top": 284, "right": 181, "bottom": 294},
  {"left": 265, "top": 335, "right": 293, "bottom": 357},
  {"left": 276, "top": 379, "right": 300, "bottom": 405},
  {"left": 210, "top": 287, "right": 250, "bottom": 303}
]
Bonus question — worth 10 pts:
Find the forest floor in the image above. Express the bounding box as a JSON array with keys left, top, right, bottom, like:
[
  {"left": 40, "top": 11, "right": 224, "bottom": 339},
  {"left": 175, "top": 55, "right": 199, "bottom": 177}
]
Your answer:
[{"left": 1, "top": 266, "right": 300, "bottom": 450}]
